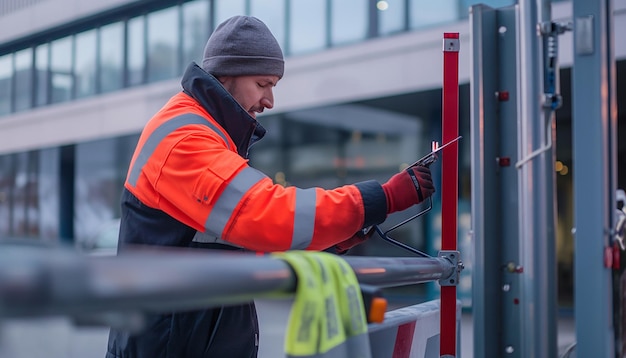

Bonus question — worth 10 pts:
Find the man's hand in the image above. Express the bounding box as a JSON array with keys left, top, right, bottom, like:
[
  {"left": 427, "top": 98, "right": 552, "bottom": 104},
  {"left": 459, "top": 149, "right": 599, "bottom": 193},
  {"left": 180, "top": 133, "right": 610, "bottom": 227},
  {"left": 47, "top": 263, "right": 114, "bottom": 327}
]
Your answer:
[
  {"left": 382, "top": 165, "right": 434, "bottom": 214},
  {"left": 333, "top": 227, "right": 375, "bottom": 255}
]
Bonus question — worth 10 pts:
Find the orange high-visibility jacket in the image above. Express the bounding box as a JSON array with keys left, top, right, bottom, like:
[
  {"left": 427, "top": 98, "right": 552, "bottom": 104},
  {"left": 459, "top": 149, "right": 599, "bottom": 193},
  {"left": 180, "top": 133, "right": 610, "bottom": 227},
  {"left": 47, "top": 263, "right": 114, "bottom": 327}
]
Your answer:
[
  {"left": 108, "top": 63, "right": 389, "bottom": 358},
  {"left": 122, "top": 63, "right": 387, "bottom": 252}
]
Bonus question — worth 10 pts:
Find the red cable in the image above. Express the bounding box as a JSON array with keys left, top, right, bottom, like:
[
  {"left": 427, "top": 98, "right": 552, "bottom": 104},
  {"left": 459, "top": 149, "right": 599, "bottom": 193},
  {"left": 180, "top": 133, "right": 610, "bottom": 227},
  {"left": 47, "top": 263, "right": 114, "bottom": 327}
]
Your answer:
[{"left": 440, "top": 32, "right": 459, "bottom": 357}]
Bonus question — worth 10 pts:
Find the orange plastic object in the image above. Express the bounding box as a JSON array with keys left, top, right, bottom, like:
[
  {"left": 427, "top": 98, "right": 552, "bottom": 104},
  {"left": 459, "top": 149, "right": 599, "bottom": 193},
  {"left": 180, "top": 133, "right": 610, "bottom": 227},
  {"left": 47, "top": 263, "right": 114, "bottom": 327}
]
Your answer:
[{"left": 368, "top": 297, "right": 388, "bottom": 324}]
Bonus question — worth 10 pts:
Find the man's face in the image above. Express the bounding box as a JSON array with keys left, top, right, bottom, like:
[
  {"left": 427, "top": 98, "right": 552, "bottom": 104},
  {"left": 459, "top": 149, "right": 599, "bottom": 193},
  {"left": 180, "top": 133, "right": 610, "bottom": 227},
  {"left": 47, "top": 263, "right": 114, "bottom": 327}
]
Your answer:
[{"left": 219, "top": 75, "right": 280, "bottom": 119}]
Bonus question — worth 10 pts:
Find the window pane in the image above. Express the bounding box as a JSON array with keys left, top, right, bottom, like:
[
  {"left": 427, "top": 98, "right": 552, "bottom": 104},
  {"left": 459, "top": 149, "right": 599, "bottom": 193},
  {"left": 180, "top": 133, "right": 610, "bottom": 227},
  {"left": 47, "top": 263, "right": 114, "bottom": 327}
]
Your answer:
[
  {"left": 289, "top": 0, "right": 327, "bottom": 55},
  {"left": 50, "top": 36, "right": 74, "bottom": 104},
  {"left": 214, "top": 0, "right": 245, "bottom": 26},
  {"left": 0, "top": 54, "right": 13, "bottom": 115},
  {"left": 38, "top": 147, "right": 60, "bottom": 240},
  {"left": 409, "top": 0, "right": 458, "bottom": 29},
  {"left": 12, "top": 151, "right": 40, "bottom": 238},
  {"left": 378, "top": 0, "right": 405, "bottom": 35},
  {"left": 0, "top": 154, "right": 14, "bottom": 237},
  {"left": 35, "top": 44, "right": 49, "bottom": 106},
  {"left": 14, "top": 48, "right": 33, "bottom": 111},
  {"left": 99, "top": 22, "right": 124, "bottom": 93},
  {"left": 147, "top": 7, "right": 179, "bottom": 83},
  {"left": 75, "top": 135, "right": 138, "bottom": 245},
  {"left": 148, "top": 7, "right": 179, "bottom": 82},
  {"left": 75, "top": 30, "right": 97, "bottom": 98},
  {"left": 250, "top": 0, "right": 286, "bottom": 50},
  {"left": 331, "top": 0, "right": 367, "bottom": 46},
  {"left": 127, "top": 16, "right": 146, "bottom": 86},
  {"left": 75, "top": 138, "right": 118, "bottom": 243},
  {"left": 182, "top": 0, "right": 210, "bottom": 70}
]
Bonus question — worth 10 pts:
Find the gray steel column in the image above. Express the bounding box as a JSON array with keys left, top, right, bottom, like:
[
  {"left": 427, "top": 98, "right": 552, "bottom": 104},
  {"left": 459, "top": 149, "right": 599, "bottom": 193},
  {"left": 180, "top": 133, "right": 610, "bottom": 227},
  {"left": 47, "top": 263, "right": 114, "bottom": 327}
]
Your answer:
[
  {"left": 517, "top": 0, "right": 557, "bottom": 356},
  {"left": 572, "top": 0, "right": 617, "bottom": 356},
  {"left": 470, "top": 7, "right": 501, "bottom": 357},
  {"left": 470, "top": 5, "right": 521, "bottom": 357}
]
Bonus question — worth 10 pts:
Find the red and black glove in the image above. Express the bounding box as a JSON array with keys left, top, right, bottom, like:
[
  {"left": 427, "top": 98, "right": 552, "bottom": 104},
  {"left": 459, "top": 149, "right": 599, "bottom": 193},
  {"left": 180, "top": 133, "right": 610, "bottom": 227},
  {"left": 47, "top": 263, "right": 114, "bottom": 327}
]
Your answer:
[{"left": 381, "top": 165, "right": 434, "bottom": 214}]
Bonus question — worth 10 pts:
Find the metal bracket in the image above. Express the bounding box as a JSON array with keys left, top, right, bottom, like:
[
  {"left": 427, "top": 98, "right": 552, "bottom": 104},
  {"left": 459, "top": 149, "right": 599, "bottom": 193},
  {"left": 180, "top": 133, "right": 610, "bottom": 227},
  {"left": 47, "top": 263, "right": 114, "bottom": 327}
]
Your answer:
[
  {"left": 443, "top": 38, "right": 460, "bottom": 52},
  {"left": 538, "top": 21, "right": 572, "bottom": 36},
  {"left": 438, "top": 250, "right": 463, "bottom": 286},
  {"left": 541, "top": 93, "right": 563, "bottom": 109},
  {"left": 575, "top": 16, "right": 594, "bottom": 55},
  {"left": 537, "top": 21, "right": 572, "bottom": 110}
]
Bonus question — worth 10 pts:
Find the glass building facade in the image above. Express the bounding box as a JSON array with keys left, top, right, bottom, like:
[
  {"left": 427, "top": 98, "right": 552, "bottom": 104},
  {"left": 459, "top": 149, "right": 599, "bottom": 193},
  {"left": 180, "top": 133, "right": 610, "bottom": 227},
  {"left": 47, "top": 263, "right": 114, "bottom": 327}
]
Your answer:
[{"left": 0, "top": 0, "right": 515, "bottom": 116}]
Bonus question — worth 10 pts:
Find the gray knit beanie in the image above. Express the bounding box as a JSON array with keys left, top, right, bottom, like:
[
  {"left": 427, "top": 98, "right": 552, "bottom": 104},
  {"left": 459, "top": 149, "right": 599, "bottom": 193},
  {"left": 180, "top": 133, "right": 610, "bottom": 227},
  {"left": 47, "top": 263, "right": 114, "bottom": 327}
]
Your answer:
[{"left": 202, "top": 16, "right": 284, "bottom": 78}]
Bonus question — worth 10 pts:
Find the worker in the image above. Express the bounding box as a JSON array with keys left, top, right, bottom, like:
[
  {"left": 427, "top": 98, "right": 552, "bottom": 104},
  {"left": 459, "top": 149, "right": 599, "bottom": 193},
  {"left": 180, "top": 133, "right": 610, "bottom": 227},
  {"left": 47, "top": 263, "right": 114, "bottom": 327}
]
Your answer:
[{"left": 106, "top": 15, "right": 434, "bottom": 358}]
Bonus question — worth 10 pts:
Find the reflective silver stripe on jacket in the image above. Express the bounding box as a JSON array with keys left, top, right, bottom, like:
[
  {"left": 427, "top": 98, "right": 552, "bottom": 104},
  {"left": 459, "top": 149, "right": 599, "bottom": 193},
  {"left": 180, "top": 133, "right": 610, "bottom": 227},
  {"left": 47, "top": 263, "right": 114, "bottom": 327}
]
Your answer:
[
  {"left": 291, "top": 188, "right": 316, "bottom": 249},
  {"left": 203, "top": 166, "right": 267, "bottom": 238},
  {"left": 127, "top": 113, "right": 232, "bottom": 187},
  {"left": 197, "top": 172, "right": 317, "bottom": 249}
]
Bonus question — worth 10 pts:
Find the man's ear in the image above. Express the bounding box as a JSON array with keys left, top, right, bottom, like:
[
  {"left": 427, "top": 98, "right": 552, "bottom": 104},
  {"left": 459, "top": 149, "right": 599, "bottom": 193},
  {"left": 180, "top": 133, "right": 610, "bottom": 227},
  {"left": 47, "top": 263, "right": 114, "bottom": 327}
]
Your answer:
[{"left": 216, "top": 76, "right": 231, "bottom": 84}]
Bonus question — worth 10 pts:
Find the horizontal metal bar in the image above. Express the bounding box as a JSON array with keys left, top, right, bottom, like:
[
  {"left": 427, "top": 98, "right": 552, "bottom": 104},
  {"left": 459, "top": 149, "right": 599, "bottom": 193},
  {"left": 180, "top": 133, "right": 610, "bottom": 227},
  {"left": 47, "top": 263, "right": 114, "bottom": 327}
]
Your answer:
[{"left": 0, "top": 243, "right": 455, "bottom": 319}]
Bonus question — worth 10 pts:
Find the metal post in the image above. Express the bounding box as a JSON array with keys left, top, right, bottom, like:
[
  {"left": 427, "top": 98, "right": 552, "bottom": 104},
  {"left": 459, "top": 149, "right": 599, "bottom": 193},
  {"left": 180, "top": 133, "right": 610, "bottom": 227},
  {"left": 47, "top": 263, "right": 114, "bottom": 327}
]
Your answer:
[
  {"left": 516, "top": 0, "right": 558, "bottom": 356},
  {"left": 572, "top": 0, "right": 617, "bottom": 356},
  {"left": 470, "top": 4, "right": 522, "bottom": 357},
  {"left": 440, "top": 31, "right": 460, "bottom": 358},
  {"left": 473, "top": 1, "right": 578, "bottom": 356}
]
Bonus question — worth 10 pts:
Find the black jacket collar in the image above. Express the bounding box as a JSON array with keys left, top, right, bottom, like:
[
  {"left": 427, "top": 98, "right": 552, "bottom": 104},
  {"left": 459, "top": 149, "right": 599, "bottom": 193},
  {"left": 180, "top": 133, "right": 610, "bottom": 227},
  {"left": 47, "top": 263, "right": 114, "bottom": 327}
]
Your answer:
[{"left": 180, "top": 63, "right": 266, "bottom": 158}]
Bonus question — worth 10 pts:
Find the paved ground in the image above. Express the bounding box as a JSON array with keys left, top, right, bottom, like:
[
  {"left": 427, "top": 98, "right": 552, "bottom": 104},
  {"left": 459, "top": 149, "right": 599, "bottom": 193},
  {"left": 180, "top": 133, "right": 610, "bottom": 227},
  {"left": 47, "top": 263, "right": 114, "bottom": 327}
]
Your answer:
[{"left": 0, "top": 299, "right": 576, "bottom": 358}]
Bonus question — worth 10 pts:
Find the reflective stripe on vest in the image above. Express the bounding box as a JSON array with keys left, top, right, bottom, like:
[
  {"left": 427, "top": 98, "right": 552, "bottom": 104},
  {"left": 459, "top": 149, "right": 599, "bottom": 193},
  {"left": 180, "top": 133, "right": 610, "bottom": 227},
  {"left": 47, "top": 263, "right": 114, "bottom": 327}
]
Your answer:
[{"left": 127, "top": 113, "right": 232, "bottom": 187}]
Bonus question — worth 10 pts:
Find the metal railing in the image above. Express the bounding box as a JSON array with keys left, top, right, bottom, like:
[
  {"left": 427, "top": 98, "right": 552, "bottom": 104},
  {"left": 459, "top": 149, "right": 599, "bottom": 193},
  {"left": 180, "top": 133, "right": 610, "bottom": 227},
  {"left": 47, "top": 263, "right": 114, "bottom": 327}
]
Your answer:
[{"left": 0, "top": 242, "right": 458, "bottom": 322}]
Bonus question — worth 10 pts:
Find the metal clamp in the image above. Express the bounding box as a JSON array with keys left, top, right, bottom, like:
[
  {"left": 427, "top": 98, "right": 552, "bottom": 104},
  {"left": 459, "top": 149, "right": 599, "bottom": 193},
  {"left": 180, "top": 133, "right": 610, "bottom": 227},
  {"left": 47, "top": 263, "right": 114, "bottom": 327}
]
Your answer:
[{"left": 438, "top": 250, "right": 463, "bottom": 286}]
